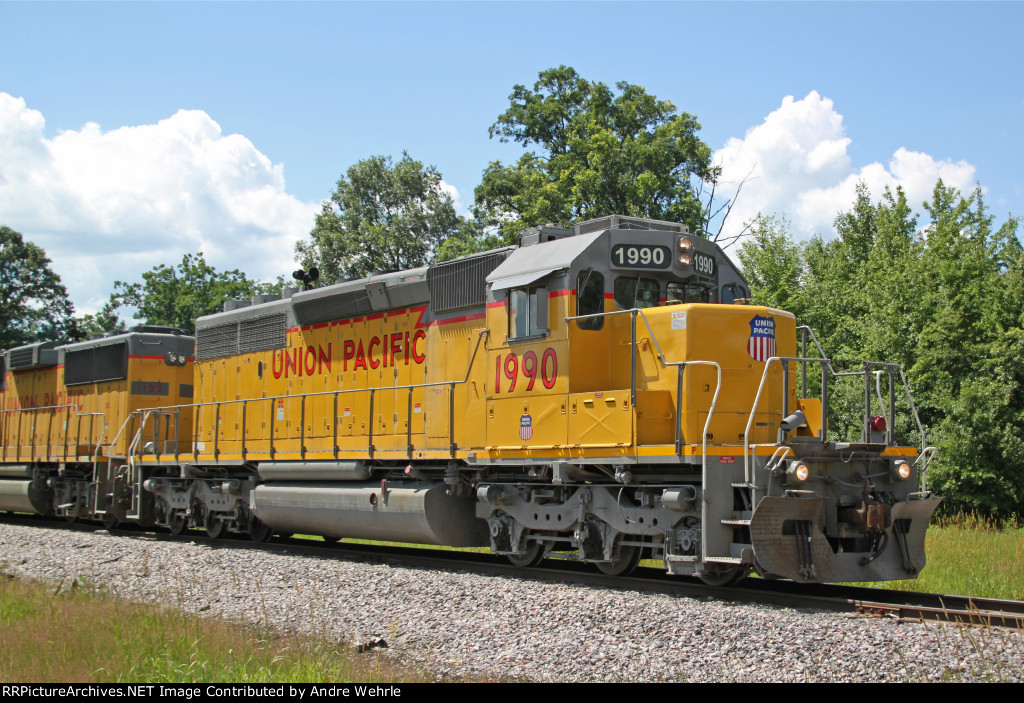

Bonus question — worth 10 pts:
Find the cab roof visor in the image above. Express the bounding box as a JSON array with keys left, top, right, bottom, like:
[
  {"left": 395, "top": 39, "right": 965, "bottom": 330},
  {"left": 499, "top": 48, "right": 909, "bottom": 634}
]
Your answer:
[{"left": 489, "top": 268, "right": 558, "bottom": 292}]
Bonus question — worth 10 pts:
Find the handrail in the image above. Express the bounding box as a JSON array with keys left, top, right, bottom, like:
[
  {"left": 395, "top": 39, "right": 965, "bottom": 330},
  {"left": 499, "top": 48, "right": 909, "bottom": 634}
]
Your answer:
[
  {"left": 0, "top": 403, "right": 106, "bottom": 463},
  {"left": 132, "top": 328, "right": 492, "bottom": 461},
  {"left": 743, "top": 354, "right": 932, "bottom": 492},
  {"left": 798, "top": 324, "right": 929, "bottom": 458},
  {"left": 109, "top": 409, "right": 143, "bottom": 461}
]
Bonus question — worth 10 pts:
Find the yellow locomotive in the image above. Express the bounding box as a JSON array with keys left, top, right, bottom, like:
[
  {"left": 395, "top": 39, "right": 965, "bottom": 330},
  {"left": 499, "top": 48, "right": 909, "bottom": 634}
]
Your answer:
[
  {"left": 0, "top": 215, "right": 940, "bottom": 583},
  {"left": 0, "top": 330, "right": 194, "bottom": 525}
]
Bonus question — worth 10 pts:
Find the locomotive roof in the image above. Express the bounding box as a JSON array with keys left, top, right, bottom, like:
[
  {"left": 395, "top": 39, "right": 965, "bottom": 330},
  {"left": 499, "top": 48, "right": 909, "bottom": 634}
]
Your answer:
[
  {"left": 194, "top": 213, "right": 745, "bottom": 337},
  {"left": 59, "top": 328, "right": 195, "bottom": 358},
  {"left": 3, "top": 340, "right": 61, "bottom": 370},
  {"left": 196, "top": 266, "right": 432, "bottom": 331}
]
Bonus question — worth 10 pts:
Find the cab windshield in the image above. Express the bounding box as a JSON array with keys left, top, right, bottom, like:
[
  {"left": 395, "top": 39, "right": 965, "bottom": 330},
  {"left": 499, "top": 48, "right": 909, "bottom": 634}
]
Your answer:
[
  {"left": 666, "top": 280, "right": 713, "bottom": 304},
  {"left": 614, "top": 277, "right": 660, "bottom": 310}
]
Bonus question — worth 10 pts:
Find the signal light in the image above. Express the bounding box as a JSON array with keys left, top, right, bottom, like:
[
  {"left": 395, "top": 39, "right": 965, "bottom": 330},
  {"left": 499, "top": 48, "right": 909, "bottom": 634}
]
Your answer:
[{"left": 870, "top": 415, "right": 886, "bottom": 433}]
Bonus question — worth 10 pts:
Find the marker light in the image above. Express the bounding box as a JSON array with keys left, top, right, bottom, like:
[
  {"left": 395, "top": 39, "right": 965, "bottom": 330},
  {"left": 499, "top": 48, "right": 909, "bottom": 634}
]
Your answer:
[{"left": 870, "top": 415, "right": 887, "bottom": 433}]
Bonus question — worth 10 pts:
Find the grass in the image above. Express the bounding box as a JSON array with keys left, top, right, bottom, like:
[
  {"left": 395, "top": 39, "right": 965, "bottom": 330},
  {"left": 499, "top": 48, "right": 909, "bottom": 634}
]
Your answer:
[
  {"left": 849, "top": 513, "right": 1024, "bottom": 600},
  {"left": 0, "top": 571, "right": 430, "bottom": 684}
]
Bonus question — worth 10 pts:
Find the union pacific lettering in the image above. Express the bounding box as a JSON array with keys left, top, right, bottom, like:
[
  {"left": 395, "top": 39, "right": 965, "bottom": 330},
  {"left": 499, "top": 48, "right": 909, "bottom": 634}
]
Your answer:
[
  {"left": 270, "top": 329, "right": 427, "bottom": 379},
  {"left": 3, "top": 388, "right": 86, "bottom": 411},
  {"left": 272, "top": 344, "right": 332, "bottom": 379},
  {"left": 342, "top": 330, "right": 426, "bottom": 371}
]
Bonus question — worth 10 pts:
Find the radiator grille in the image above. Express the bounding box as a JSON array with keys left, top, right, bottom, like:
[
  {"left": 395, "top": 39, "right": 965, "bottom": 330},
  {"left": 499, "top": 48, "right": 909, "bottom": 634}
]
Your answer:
[
  {"left": 239, "top": 313, "right": 287, "bottom": 354},
  {"left": 64, "top": 342, "right": 128, "bottom": 386},
  {"left": 8, "top": 347, "right": 36, "bottom": 368},
  {"left": 293, "top": 289, "right": 371, "bottom": 326},
  {"left": 428, "top": 252, "right": 506, "bottom": 313},
  {"left": 195, "top": 322, "right": 239, "bottom": 361},
  {"left": 196, "top": 313, "right": 286, "bottom": 360}
]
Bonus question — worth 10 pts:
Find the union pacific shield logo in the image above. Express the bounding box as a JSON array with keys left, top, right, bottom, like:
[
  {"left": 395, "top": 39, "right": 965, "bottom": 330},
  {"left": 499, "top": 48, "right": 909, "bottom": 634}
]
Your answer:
[
  {"left": 520, "top": 414, "right": 533, "bottom": 441},
  {"left": 747, "top": 315, "right": 776, "bottom": 362}
]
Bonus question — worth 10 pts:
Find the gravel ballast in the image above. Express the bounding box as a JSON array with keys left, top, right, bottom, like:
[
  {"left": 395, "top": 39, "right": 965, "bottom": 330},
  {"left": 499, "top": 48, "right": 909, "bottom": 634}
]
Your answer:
[{"left": 1, "top": 522, "right": 1021, "bottom": 682}]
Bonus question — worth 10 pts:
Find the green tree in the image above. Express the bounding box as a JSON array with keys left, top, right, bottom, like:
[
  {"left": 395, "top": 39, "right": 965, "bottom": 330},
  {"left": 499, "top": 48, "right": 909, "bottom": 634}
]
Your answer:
[
  {"left": 474, "top": 66, "right": 716, "bottom": 243},
  {"left": 0, "top": 226, "right": 76, "bottom": 348},
  {"left": 111, "top": 252, "right": 263, "bottom": 334},
  {"left": 908, "top": 184, "right": 1015, "bottom": 419},
  {"left": 930, "top": 324, "right": 1024, "bottom": 517},
  {"left": 736, "top": 214, "right": 804, "bottom": 315},
  {"left": 295, "top": 153, "right": 462, "bottom": 283},
  {"left": 73, "top": 298, "right": 127, "bottom": 339},
  {"left": 911, "top": 186, "right": 1024, "bottom": 515}
]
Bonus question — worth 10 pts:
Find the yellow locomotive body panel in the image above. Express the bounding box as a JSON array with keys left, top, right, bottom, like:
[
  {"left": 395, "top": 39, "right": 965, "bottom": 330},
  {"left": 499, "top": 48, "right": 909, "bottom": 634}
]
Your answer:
[{"left": 1, "top": 364, "right": 64, "bottom": 461}]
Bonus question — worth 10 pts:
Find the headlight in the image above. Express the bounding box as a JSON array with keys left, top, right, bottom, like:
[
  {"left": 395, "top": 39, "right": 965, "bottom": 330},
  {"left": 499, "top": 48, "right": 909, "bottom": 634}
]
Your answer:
[
  {"left": 678, "top": 237, "right": 693, "bottom": 253},
  {"left": 787, "top": 461, "right": 810, "bottom": 482},
  {"left": 894, "top": 460, "right": 912, "bottom": 481}
]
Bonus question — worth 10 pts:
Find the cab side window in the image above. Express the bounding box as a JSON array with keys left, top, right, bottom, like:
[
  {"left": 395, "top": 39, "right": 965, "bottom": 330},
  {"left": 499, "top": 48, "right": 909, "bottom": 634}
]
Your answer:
[
  {"left": 576, "top": 271, "right": 604, "bottom": 331},
  {"left": 509, "top": 286, "right": 548, "bottom": 340}
]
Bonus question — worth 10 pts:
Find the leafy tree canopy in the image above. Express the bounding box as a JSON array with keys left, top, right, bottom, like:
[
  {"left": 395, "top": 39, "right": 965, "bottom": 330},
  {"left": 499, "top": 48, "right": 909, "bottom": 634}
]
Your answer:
[
  {"left": 474, "top": 66, "right": 717, "bottom": 243},
  {"left": 295, "top": 153, "right": 463, "bottom": 283},
  {"left": 736, "top": 214, "right": 803, "bottom": 315},
  {"left": 73, "top": 299, "right": 127, "bottom": 340},
  {"left": 111, "top": 252, "right": 266, "bottom": 334},
  {"left": 0, "top": 226, "right": 76, "bottom": 349}
]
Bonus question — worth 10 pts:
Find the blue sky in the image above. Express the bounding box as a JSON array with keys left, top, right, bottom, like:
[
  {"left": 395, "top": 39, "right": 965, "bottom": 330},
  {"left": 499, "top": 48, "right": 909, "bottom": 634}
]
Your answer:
[{"left": 1, "top": 1, "right": 1021, "bottom": 313}]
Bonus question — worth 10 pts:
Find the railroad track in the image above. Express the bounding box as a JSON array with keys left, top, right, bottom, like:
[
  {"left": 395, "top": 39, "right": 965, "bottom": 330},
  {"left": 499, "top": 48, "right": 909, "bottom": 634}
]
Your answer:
[{"left": 5, "top": 512, "right": 1023, "bottom": 630}]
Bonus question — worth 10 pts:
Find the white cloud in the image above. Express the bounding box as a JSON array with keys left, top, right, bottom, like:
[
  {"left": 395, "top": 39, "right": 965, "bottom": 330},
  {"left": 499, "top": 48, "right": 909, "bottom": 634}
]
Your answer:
[
  {"left": 439, "top": 179, "right": 463, "bottom": 213},
  {"left": 0, "top": 93, "right": 319, "bottom": 314},
  {"left": 713, "top": 91, "right": 978, "bottom": 243}
]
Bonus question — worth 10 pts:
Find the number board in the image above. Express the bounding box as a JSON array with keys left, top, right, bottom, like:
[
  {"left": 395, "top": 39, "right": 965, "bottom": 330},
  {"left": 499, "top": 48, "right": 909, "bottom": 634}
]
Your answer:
[
  {"left": 693, "top": 251, "right": 716, "bottom": 277},
  {"left": 610, "top": 244, "right": 670, "bottom": 269},
  {"left": 131, "top": 381, "right": 169, "bottom": 396}
]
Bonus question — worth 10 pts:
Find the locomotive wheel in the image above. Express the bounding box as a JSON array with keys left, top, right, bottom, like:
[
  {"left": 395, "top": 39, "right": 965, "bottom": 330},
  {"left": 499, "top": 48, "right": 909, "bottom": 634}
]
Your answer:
[
  {"left": 101, "top": 514, "right": 119, "bottom": 530},
  {"left": 168, "top": 513, "right": 188, "bottom": 536},
  {"left": 698, "top": 566, "right": 748, "bottom": 586},
  {"left": 596, "top": 544, "right": 642, "bottom": 576},
  {"left": 248, "top": 518, "right": 272, "bottom": 543},
  {"left": 206, "top": 520, "right": 226, "bottom": 539},
  {"left": 506, "top": 541, "right": 544, "bottom": 567},
  {"left": 320, "top": 535, "right": 343, "bottom": 543}
]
